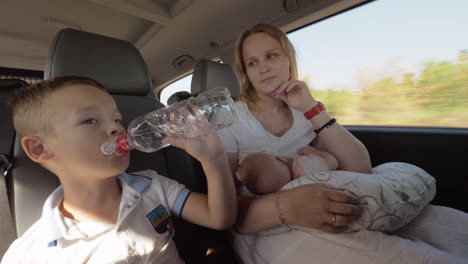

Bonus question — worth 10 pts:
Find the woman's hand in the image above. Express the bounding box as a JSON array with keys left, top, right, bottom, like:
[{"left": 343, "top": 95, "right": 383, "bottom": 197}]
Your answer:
[
  {"left": 271, "top": 80, "right": 317, "bottom": 113},
  {"left": 281, "top": 184, "right": 363, "bottom": 234}
]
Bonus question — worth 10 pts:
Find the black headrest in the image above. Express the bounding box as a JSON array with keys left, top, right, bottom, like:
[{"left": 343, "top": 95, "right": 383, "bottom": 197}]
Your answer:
[
  {"left": 44, "top": 28, "right": 151, "bottom": 96},
  {"left": 0, "top": 79, "right": 29, "bottom": 93},
  {"left": 167, "top": 91, "right": 193, "bottom": 105},
  {"left": 191, "top": 60, "right": 241, "bottom": 98}
]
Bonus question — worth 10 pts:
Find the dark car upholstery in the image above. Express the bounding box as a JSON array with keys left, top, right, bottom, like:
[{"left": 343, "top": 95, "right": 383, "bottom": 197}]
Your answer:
[
  {"left": 191, "top": 59, "right": 241, "bottom": 99},
  {"left": 0, "top": 79, "right": 29, "bottom": 257}
]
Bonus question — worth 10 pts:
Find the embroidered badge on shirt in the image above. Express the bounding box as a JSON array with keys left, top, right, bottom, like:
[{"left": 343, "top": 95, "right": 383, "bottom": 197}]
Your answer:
[{"left": 146, "top": 205, "right": 173, "bottom": 234}]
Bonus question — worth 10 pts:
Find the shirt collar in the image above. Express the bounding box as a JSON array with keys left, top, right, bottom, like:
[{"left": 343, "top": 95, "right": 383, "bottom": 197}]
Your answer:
[
  {"left": 42, "top": 172, "right": 152, "bottom": 247},
  {"left": 42, "top": 186, "right": 65, "bottom": 247},
  {"left": 119, "top": 172, "right": 151, "bottom": 193}
]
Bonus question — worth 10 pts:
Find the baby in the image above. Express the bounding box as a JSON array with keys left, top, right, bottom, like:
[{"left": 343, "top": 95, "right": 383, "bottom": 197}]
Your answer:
[
  {"left": 237, "top": 146, "right": 437, "bottom": 233},
  {"left": 237, "top": 146, "right": 338, "bottom": 194}
]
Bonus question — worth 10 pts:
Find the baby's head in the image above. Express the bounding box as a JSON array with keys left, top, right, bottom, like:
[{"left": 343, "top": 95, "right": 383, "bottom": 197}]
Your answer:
[
  {"left": 237, "top": 153, "right": 293, "bottom": 194},
  {"left": 9, "top": 76, "right": 129, "bottom": 182}
]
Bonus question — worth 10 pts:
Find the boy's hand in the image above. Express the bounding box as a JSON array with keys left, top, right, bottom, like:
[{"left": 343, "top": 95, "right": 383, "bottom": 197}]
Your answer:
[
  {"left": 163, "top": 131, "right": 224, "bottom": 163},
  {"left": 162, "top": 105, "right": 225, "bottom": 163}
]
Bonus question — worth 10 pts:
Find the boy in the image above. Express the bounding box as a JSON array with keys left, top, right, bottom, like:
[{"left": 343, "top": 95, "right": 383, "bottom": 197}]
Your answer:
[
  {"left": 237, "top": 147, "right": 338, "bottom": 194},
  {"left": 2, "top": 76, "right": 237, "bottom": 263}
]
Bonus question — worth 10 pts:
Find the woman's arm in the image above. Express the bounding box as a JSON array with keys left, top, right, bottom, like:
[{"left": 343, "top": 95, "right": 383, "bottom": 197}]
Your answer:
[
  {"left": 236, "top": 184, "right": 363, "bottom": 234},
  {"left": 227, "top": 152, "right": 291, "bottom": 233},
  {"left": 273, "top": 80, "right": 372, "bottom": 174},
  {"left": 309, "top": 111, "right": 372, "bottom": 173}
]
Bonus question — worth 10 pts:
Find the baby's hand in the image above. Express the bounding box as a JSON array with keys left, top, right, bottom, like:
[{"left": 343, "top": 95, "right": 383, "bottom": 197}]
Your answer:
[
  {"left": 298, "top": 146, "right": 338, "bottom": 170},
  {"left": 297, "top": 145, "right": 319, "bottom": 156}
]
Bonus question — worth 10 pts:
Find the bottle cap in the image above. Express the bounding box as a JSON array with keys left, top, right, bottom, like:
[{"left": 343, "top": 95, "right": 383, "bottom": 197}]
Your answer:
[{"left": 117, "top": 134, "right": 133, "bottom": 152}]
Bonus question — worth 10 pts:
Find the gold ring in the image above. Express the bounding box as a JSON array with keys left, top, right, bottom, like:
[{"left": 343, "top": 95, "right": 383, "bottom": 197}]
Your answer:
[{"left": 331, "top": 214, "right": 337, "bottom": 224}]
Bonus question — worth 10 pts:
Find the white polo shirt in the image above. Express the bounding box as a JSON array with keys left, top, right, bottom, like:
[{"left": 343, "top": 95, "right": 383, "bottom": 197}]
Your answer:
[{"left": 1, "top": 170, "right": 191, "bottom": 264}]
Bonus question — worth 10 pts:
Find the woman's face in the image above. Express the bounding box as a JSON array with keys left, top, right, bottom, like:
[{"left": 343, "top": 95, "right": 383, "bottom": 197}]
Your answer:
[{"left": 242, "top": 33, "right": 291, "bottom": 97}]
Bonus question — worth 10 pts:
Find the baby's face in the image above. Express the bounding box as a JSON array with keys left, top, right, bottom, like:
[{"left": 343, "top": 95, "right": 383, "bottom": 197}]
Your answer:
[{"left": 43, "top": 84, "right": 130, "bottom": 180}]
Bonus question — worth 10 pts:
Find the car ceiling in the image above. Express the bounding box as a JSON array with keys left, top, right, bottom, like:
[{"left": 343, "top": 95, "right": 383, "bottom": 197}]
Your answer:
[{"left": 0, "top": 0, "right": 368, "bottom": 93}]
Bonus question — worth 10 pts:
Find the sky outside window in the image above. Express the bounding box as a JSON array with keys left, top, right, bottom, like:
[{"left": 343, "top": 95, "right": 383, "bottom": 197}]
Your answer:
[
  {"left": 288, "top": 0, "right": 468, "bottom": 127},
  {"left": 289, "top": 0, "right": 468, "bottom": 91}
]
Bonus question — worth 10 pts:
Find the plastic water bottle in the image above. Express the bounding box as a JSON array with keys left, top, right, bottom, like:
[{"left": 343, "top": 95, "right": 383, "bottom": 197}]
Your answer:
[{"left": 101, "top": 87, "right": 234, "bottom": 154}]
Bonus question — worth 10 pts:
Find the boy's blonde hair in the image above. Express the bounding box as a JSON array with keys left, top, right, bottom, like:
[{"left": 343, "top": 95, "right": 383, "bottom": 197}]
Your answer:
[
  {"left": 9, "top": 76, "right": 105, "bottom": 137},
  {"left": 235, "top": 23, "right": 298, "bottom": 110}
]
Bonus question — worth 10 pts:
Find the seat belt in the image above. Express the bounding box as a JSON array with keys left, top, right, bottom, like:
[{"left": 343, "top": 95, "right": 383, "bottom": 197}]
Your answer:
[
  {"left": 1, "top": 80, "right": 30, "bottom": 258},
  {"left": 0, "top": 125, "right": 17, "bottom": 258},
  {"left": 1, "top": 157, "right": 16, "bottom": 258}
]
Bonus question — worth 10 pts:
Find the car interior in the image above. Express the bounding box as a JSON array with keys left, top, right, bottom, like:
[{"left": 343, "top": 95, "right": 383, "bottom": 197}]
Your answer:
[{"left": 1, "top": 0, "right": 467, "bottom": 263}]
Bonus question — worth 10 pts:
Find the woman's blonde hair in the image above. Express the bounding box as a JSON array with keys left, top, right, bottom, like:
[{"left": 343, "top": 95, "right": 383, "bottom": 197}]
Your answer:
[{"left": 235, "top": 23, "right": 298, "bottom": 110}]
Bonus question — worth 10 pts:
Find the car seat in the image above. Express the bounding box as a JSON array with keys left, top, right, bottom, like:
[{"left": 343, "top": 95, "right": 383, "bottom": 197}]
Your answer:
[
  {"left": 0, "top": 78, "right": 29, "bottom": 258},
  {"left": 191, "top": 59, "right": 241, "bottom": 99}
]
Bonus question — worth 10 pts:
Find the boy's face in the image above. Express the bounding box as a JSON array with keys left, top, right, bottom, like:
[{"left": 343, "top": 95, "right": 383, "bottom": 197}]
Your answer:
[{"left": 43, "top": 84, "right": 129, "bottom": 181}]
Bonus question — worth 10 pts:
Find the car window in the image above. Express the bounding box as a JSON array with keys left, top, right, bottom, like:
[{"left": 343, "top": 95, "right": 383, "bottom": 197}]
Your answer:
[
  {"left": 158, "top": 74, "right": 192, "bottom": 106},
  {"left": 158, "top": 58, "right": 224, "bottom": 106},
  {"left": 288, "top": 0, "right": 468, "bottom": 128}
]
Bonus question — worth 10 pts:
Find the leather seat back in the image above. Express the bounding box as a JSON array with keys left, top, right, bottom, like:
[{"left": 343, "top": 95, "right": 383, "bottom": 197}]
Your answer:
[
  {"left": 0, "top": 79, "right": 29, "bottom": 259},
  {"left": 191, "top": 60, "right": 241, "bottom": 99}
]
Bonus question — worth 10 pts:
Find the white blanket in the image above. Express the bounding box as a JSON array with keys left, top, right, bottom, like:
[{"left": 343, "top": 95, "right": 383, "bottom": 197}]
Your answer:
[
  {"left": 234, "top": 205, "right": 468, "bottom": 263},
  {"left": 276, "top": 162, "right": 436, "bottom": 233},
  {"left": 234, "top": 163, "right": 468, "bottom": 264}
]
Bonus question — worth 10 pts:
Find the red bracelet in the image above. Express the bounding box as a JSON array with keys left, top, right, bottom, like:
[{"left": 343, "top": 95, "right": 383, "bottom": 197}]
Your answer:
[{"left": 303, "top": 102, "right": 325, "bottom": 120}]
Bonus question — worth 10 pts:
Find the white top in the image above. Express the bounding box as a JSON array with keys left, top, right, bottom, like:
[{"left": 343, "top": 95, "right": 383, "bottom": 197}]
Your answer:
[
  {"left": 2, "top": 170, "right": 190, "bottom": 264},
  {"left": 218, "top": 101, "right": 316, "bottom": 164}
]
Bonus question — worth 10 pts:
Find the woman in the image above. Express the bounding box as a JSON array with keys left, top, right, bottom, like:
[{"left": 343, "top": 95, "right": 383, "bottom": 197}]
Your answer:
[
  {"left": 217, "top": 24, "right": 468, "bottom": 264},
  {"left": 217, "top": 23, "right": 372, "bottom": 235}
]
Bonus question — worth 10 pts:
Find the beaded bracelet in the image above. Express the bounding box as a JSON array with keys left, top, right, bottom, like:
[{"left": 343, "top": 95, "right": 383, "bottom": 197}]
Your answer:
[
  {"left": 313, "top": 118, "right": 337, "bottom": 136},
  {"left": 275, "top": 191, "right": 286, "bottom": 226}
]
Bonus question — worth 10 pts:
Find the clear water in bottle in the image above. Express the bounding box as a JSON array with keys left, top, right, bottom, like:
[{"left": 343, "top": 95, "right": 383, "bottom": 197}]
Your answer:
[
  {"left": 125, "top": 116, "right": 169, "bottom": 153},
  {"left": 101, "top": 87, "right": 234, "bottom": 154}
]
